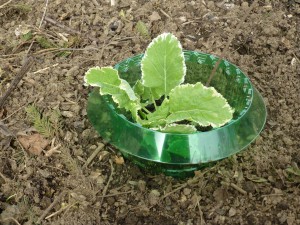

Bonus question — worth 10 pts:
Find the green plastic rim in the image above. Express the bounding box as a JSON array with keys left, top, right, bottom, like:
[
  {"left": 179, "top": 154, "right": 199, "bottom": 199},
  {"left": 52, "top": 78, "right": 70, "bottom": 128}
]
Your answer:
[{"left": 87, "top": 51, "right": 267, "bottom": 177}]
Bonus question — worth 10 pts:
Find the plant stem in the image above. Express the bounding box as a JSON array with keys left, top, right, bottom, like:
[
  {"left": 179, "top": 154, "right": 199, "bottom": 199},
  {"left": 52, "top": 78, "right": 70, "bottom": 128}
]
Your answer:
[
  {"left": 205, "top": 0, "right": 259, "bottom": 86},
  {"left": 149, "top": 89, "right": 158, "bottom": 110},
  {"left": 152, "top": 96, "right": 157, "bottom": 110},
  {"left": 142, "top": 106, "right": 151, "bottom": 114},
  {"left": 139, "top": 110, "right": 147, "bottom": 119}
]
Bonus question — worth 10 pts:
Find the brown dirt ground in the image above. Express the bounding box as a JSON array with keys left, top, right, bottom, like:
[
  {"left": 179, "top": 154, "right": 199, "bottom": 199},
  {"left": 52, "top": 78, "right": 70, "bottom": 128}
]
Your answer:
[{"left": 0, "top": 0, "right": 300, "bottom": 224}]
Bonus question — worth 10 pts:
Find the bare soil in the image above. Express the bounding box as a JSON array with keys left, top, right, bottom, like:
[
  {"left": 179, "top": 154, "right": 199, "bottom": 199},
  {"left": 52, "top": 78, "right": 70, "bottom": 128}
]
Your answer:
[{"left": 1, "top": 0, "right": 300, "bottom": 225}]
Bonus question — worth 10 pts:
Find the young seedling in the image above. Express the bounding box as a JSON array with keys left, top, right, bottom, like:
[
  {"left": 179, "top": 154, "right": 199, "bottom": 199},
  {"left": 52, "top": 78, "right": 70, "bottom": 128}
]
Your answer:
[{"left": 84, "top": 33, "right": 234, "bottom": 134}]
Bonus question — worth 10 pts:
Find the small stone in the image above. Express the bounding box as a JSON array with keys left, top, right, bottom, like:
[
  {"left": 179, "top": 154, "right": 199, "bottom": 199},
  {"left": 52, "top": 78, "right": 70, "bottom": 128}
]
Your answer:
[
  {"left": 287, "top": 215, "right": 295, "bottom": 225},
  {"left": 61, "top": 111, "right": 74, "bottom": 118},
  {"left": 183, "top": 188, "right": 191, "bottom": 196},
  {"left": 241, "top": 2, "right": 249, "bottom": 8},
  {"left": 207, "top": 1, "right": 215, "bottom": 9},
  {"left": 283, "top": 137, "right": 293, "bottom": 146},
  {"left": 74, "top": 148, "right": 83, "bottom": 156},
  {"left": 190, "top": 1, "right": 195, "bottom": 6},
  {"left": 64, "top": 131, "right": 73, "bottom": 142},
  {"left": 70, "top": 104, "right": 80, "bottom": 114},
  {"left": 38, "top": 169, "right": 51, "bottom": 178},
  {"left": 179, "top": 16, "right": 187, "bottom": 23},
  {"left": 151, "top": 189, "right": 160, "bottom": 197},
  {"left": 149, "top": 11, "right": 161, "bottom": 21},
  {"left": 228, "top": 207, "right": 237, "bottom": 217},
  {"left": 180, "top": 194, "right": 187, "bottom": 202},
  {"left": 81, "top": 129, "right": 92, "bottom": 139},
  {"left": 81, "top": 108, "right": 87, "bottom": 116},
  {"left": 149, "top": 189, "right": 160, "bottom": 205},
  {"left": 263, "top": 5, "right": 272, "bottom": 11},
  {"left": 203, "top": 12, "right": 217, "bottom": 21},
  {"left": 138, "top": 180, "right": 146, "bottom": 192},
  {"left": 223, "top": 3, "right": 235, "bottom": 10}
]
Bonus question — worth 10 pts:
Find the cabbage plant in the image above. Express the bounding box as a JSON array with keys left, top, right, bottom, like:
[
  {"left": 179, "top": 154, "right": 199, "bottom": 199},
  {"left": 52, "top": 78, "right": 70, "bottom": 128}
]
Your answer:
[{"left": 84, "top": 33, "right": 233, "bottom": 134}]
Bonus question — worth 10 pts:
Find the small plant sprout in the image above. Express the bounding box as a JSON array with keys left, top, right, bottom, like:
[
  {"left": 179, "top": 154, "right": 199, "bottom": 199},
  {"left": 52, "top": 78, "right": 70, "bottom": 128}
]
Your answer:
[{"left": 84, "top": 33, "right": 234, "bottom": 134}]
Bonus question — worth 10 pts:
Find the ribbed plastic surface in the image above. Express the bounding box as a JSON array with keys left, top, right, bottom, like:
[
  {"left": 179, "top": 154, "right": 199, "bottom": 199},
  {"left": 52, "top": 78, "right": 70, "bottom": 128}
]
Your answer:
[{"left": 87, "top": 51, "right": 267, "bottom": 177}]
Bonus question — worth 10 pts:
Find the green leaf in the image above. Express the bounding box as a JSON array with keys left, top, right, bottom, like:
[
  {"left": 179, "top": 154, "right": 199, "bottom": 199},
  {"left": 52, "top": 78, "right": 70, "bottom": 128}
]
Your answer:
[
  {"left": 167, "top": 83, "right": 234, "bottom": 128},
  {"left": 136, "top": 20, "right": 150, "bottom": 38},
  {"left": 247, "top": 175, "right": 268, "bottom": 183},
  {"left": 133, "top": 80, "right": 152, "bottom": 100},
  {"left": 137, "top": 99, "right": 170, "bottom": 127},
  {"left": 286, "top": 166, "right": 300, "bottom": 176},
  {"left": 160, "top": 124, "right": 197, "bottom": 134},
  {"left": 21, "top": 31, "right": 33, "bottom": 41},
  {"left": 36, "top": 36, "right": 56, "bottom": 48},
  {"left": 141, "top": 33, "right": 185, "bottom": 98},
  {"left": 166, "top": 137, "right": 190, "bottom": 159},
  {"left": 84, "top": 67, "right": 140, "bottom": 113}
]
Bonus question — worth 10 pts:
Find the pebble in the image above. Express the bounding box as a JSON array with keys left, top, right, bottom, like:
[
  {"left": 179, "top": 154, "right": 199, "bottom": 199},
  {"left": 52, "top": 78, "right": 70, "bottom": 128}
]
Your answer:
[
  {"left": 64, "top": 131, "right": 73, "bottom": 142},
  {"left": 138, "top": 180, "right": 146, "bottom": 192},
  {"left": 223, "top": 3, "right": 235, "bottom": 10},
  {"left": 207, "top": 1, "right": 215, "bottom": 9},
  {"left": 73, "top": 148, "right": 83, "bottom": 156},
  {"left": 228, "top": 207, "right": 237, "bottom": 217},
  {"left": 148, "top": 189, "right": 160, "bottom": 205},
  {"left": 183, "top": 188, "right": 191, "bottom": 196},
  {"left": 283, "top": 137, "right": 293, "bottom": 146},
  {"left": 81, "top": 129, "right": 92, "bottom": 138},
  {"left": 179, "top": 16, "right": 187, "bottom": 23},
  {"left": 61, "top": 111, "right": 74, "bottom": 118},
  {"left": 241, "top": 2, "right": 249, "bottom": 8},
  {"left": 263, "top": 5, "right": 273, "bottom": 11}
]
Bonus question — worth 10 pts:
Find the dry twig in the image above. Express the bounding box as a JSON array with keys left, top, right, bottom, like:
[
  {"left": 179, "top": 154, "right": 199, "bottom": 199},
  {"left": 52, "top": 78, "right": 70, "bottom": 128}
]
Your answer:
[
  {"left": 44, "top": 16, "right": 81, "bottom": 34},
  {"left": 98, "top": 160, "right": 114, "bottom": 223},
  {"left": 0, "top": 57, "right": 34, "bottom": 108},
  {"left": 1, "top": 217, "right": 21, "bottom": 225},
  {"left": 161, "top": 183, "right": 187, "bottom": 200},
  {"left": 196, "top": 196, "right": 206, "bottom": 225},
  {"left": 160, "top": 8, "right": 172, "bottom": 19},
  {"left": 99, "top": 160, "right": 114, "bottom": 204},
  {"left": 36, "top": 191, "right": 66, "bottom": 224},
  {"left": 27, "top": 0, "right": 49, "bottom": 54},
  {"left": 222, "top": 181, "right": 247, "bottom": 195},
  {"left": 83, "top": 143, "right": 105, "bottom": 168},
  {"left": 0, "top": 0, "right": 13, "bottom": 9},
  {"left": 97, "top": 190, "right": 133, "bottom": 198},
  {"left": 45, "top": 138, "right": 61, "bottom": 157},
  {"left": 1, "top": 105, "right": 26, "bottom": 122},
  {"left": 0, "top": 171, "right": 10, "bottom": 183}
]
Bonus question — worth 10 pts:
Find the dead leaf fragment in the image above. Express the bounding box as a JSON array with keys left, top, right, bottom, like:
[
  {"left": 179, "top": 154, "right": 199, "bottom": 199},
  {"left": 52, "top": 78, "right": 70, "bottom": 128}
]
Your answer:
[
  {"left": 18, "top": 133, "right": 49, "bottom": 155},
  {"left": 0, "top": 122, "right": 13, "bottom": 136},
  {"left": 149, "top": 11, "right": 161, "bottom": 21},
  {"left": 114, "top": 155, "right": 124, "bottom": 165}
]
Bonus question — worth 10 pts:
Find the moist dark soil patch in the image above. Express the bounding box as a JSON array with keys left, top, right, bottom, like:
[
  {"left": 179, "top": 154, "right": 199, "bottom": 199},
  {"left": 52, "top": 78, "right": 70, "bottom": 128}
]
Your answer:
[{"left": 1, "top": 1, "right": 299, "bottom": 225}]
